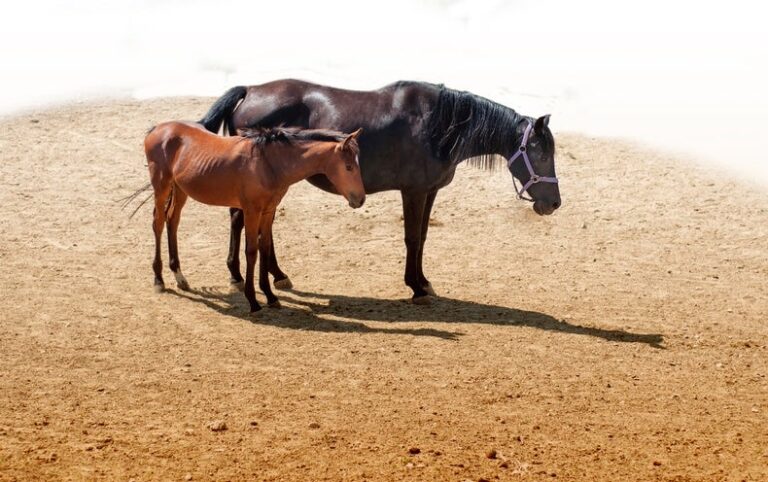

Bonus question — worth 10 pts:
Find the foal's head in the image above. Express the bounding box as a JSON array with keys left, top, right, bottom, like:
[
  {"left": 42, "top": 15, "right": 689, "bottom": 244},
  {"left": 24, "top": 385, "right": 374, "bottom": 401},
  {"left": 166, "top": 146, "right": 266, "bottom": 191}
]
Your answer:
[{"left": 324, "top": 128, "right": 366, "bottom": 208}]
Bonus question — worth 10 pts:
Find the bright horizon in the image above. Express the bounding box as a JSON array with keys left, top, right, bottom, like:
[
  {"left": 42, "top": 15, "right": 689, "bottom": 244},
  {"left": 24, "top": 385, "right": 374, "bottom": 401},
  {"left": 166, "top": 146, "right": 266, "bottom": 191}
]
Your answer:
[{"left": 2, "top": 0, "right": 766, "bottom": 185}]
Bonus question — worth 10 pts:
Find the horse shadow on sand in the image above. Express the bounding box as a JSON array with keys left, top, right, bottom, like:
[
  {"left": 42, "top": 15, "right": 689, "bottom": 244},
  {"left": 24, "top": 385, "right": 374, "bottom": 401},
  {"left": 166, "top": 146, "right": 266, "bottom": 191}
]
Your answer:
[{"left": 168, "top": 287, "right": 664, "bottom": 348}]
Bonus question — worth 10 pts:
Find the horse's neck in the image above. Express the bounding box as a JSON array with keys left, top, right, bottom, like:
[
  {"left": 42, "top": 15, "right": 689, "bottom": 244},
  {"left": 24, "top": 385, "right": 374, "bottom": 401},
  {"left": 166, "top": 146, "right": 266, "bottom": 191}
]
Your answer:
[{"left": 431, "top": 90, "right": 523, "bottom": 164}]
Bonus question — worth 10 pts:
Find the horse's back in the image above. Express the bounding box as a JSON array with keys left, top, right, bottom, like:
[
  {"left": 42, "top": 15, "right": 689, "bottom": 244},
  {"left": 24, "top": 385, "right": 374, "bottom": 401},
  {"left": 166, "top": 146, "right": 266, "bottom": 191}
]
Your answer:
[{"left": 234, "top": 80, "right": 438, "bottom": 132}]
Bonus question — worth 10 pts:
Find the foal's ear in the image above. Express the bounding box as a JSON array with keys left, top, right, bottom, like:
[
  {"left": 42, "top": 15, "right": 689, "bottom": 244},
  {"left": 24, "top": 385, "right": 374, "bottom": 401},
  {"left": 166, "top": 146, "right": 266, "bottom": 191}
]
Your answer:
[
  {"left": 341, "top": 128, "right": 363, "bottom": 150},
  {"left": 534, "top": 115, "right": 551, "bottom": 134}
]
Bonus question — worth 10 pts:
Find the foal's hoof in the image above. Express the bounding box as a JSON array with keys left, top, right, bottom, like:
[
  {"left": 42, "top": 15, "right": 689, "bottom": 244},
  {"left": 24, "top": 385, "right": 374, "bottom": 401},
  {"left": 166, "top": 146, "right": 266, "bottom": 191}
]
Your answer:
[
  {"left": 268, "top": 300, "right": 282, "bottom": 309},
  {"left": 174, "top": 272, "right": 190, "bottom": 291},
  {"left": 423, "top": 283, "right": 437, "bottom": 297},
  {"left": 412, "top": 294, "right": 434, "bottom": 305},
  {"left": 249, "top": 306, "right": 262, "bottom": 317},
  {"left": 153, "top": 283, "right": 165, "bottom": 294},
  {"left": 273, "top": 277, "right": 293, "bottom": 290},
  {"left": 229, "top": 280, "right": 245, "bottom": 293}
]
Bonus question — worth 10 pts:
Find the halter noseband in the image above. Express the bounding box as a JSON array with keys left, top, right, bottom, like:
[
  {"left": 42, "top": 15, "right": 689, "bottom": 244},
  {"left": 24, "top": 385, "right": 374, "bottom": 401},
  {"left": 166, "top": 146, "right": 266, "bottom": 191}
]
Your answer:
[{"left": 507, "top": 122, "right": 558, "bottom": 202}]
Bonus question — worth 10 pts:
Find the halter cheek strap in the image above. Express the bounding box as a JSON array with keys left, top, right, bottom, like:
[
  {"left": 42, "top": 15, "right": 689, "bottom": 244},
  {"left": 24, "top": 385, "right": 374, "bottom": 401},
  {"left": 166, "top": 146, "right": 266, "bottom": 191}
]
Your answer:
[{"left": 507, "top": 122, "right": 558, "bottom": 202}]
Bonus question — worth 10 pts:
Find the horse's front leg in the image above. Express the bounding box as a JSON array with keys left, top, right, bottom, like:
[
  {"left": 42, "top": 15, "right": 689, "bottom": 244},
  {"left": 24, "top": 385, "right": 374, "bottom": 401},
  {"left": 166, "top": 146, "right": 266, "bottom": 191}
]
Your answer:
[
  {"left": 417, "top": 190, "right": 438, "bottom": 297},
  {"left": 401, "top": 190, "right": 432, "bottom": 304},
  {"left": 267, "top": 211, "right": 293, "bottom": 290}
]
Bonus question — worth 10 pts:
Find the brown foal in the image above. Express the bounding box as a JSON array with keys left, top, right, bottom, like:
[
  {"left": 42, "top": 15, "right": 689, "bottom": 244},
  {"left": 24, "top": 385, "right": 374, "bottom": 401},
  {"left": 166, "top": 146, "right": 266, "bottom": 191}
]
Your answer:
[{"left": 144, "top": 121, "right": 364, "bottom": 313}]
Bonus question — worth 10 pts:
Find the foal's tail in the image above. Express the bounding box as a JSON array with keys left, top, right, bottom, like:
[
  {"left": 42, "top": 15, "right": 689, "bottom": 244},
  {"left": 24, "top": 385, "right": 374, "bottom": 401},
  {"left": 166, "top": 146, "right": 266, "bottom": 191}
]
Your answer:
[
  {"left": 118, "top": 182, "right": 153, "bottom": 219},
  {"left": 119, "top": 182, "right": 177, "bottom": 220},
  {"left": 199, "top": 85, "right": 247, "bottom": 134}
]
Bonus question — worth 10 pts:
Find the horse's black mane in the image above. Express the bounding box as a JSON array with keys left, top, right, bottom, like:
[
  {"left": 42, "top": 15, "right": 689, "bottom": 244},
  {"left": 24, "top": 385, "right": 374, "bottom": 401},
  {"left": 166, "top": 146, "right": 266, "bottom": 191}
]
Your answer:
[
  {"left": 238, "top": 126, "right": 350, "bottom": 145},
  {"left": 426, "top": 86, "right": 532, "bottom": 170}
]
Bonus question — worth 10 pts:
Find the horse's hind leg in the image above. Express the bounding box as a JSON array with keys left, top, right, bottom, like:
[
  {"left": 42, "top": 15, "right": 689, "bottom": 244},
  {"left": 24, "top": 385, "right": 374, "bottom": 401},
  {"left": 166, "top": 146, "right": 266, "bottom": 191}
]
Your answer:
[
  {"left": 227, "top": 208, "right": 245, "bottom": 291},
  {"left": 166, "top": 185, "right": 190, "bottom": 291},
  {"left": 267, "top": 211, "right": 292, "bottom": 290}
]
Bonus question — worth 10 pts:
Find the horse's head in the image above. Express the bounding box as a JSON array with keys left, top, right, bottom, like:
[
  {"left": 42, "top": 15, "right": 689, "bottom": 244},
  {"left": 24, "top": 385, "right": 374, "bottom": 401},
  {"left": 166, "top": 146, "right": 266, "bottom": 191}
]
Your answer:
[
  {"left": 507, "top": 115, "right": 561, "bottom": 215},
  {"left": 326, "top": 128, "right": 366, "bottom": 208}
]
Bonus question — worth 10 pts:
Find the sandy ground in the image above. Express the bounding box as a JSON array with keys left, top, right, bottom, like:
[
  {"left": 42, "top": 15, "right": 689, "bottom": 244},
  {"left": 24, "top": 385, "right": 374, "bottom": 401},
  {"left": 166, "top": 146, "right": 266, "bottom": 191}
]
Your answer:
[{"left": 0, "top": 98, "right": 767, "bottom": 481}]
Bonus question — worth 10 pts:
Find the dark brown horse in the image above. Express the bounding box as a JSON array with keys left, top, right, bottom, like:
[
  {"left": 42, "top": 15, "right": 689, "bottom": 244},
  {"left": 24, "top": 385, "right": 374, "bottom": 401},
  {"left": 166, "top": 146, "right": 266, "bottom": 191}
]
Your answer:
[
  {"left": 199, "top": 80, "right": 561, "bottom": 303},
  {"left": 143, "top": 121, "right": 364, "bottom": 313}
]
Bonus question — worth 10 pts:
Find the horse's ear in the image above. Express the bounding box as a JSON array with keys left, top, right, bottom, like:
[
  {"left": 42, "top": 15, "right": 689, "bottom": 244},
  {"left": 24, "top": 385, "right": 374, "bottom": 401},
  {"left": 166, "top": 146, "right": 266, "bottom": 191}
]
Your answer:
[
  {"left": 341, "top": 128, "right": 363, "bottom": 150},
  {"left": 534, "top": 115, "right": 551, "bottom": 134}
]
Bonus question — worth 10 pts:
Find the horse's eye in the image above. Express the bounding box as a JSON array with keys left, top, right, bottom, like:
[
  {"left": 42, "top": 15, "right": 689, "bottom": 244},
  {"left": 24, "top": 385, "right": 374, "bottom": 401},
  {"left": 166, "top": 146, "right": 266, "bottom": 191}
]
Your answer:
[{"left": 346, "top": 164, "right": 353, "bottom": 172}]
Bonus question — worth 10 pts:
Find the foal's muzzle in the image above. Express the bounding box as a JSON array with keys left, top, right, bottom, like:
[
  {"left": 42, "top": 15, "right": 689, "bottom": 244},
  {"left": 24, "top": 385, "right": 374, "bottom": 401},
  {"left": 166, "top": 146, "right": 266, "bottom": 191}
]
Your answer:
[{"left": 348, "top": 193, "right": 366, "bottom": 209}]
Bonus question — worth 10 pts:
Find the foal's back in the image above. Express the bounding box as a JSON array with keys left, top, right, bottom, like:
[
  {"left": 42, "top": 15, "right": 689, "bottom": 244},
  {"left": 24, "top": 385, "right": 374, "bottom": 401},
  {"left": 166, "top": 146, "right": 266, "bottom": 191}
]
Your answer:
[{"left": 145, "top": 121, "right": 263, "bottom": 208}]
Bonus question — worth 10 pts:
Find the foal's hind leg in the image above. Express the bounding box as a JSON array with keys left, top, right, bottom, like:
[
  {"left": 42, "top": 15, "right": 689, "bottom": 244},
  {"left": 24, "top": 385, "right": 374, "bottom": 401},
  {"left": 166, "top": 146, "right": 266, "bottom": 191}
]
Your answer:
[
  {"left": 227, "top": 208, "right": 245, "bottom": 292},
  {"left": 151, "top": 185, "right": 172, "bottom": 293},
  {"left": 166, "top": 186, "right": 190, "bottom": 291}
]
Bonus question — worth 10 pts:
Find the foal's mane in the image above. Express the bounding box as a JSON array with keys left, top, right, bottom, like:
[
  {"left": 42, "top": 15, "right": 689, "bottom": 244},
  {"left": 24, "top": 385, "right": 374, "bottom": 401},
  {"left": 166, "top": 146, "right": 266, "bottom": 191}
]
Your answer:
[
  {"left": 238, "top": 126, "right": 359, "bottom": 154},
  {"left": 426, "top": 85, "right": 539, "bottom": 170}
]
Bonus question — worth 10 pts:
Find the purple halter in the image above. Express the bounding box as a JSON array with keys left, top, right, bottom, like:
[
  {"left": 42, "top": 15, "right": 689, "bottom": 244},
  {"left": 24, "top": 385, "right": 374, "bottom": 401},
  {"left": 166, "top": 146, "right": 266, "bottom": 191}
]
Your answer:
[{"left": 507, "top": 122, "right": 558, "bottom": 202}]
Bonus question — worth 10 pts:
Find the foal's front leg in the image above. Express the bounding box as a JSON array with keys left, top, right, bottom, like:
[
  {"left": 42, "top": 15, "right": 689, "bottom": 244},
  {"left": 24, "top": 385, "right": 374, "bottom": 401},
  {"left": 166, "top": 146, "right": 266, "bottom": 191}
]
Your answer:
[
  {"left": 242, "top": 209, "right": 263, "bottom": 313},
  {"left": 228, "top": 208, "right": 292, "bottom": 291},
  {"left": 259, "top": 212, "right": 281, "bottom": 308}
]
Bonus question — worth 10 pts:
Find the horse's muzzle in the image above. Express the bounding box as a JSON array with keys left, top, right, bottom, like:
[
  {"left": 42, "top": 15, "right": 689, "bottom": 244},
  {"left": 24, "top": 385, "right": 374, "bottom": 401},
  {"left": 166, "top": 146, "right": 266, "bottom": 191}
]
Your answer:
[{"left": 533, "top": 199, "right": 560, "bottom": 216}]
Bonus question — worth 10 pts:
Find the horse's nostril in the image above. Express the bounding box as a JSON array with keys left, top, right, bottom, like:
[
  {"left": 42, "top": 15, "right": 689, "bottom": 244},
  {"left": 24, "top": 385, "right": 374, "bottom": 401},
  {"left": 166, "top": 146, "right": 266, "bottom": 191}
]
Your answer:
[{"left": 552, "top": 201, "right": 561, "bottom": 209}]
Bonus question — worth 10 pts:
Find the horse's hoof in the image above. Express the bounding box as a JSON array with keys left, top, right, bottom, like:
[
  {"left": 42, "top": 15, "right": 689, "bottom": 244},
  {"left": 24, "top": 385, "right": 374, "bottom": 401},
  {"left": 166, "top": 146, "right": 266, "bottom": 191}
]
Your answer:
[
  {"left": 153, "top": 283, "right": 165, "bottom": 294},
  {"left": 412, "top": 294, "right": 434, "bottom": 305},
  {"left": 249, "top": 306, "right": 262, "bottom": 316},
  {"left": 268, "top": 300, "right": 282, "bottom": 309},
  {"left": 423, "top": 283, "right": 437, "bottom": 297},
  {"left": 273, "top": 277, "right": 293, "bottom": 290},
  {"left": 229, "top": 280, "right": 245, "bottom": 293}
]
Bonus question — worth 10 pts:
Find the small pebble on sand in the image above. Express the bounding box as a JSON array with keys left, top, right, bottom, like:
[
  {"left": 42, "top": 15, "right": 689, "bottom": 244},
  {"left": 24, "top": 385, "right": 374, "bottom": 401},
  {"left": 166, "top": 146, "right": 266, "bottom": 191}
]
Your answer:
[{"left": 208, "top": 421, "right": 227, "bottom": 432}]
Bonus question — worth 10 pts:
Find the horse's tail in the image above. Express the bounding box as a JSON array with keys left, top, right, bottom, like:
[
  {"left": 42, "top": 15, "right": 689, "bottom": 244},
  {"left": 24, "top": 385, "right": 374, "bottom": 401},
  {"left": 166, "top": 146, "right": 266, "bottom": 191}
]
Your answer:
[
  {"left": 199, "top": 85, "right": 247, "bottom": 134},
  {"left": 118, "top": 182, "right": 154, "bottom": 219}
]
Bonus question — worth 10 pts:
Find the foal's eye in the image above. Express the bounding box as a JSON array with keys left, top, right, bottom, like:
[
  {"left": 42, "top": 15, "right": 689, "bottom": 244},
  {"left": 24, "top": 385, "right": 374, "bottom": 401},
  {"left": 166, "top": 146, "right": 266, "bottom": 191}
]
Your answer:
[{"left": 345, "top": 164, "right": 353, "bottom": 172}]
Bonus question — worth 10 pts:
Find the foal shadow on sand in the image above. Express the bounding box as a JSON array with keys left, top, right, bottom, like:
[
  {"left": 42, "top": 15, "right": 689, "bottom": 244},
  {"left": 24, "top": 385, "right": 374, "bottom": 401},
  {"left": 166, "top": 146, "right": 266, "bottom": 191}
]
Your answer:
[{"left": 168, "top": 287, "right": 664, "bottom": 348}]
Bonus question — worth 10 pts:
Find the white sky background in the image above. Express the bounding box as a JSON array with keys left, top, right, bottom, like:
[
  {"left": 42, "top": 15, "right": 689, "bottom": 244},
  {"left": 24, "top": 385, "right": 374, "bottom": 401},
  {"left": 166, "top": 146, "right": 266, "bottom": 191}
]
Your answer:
[{"left": 1, "top": 0, "right": 766, "bottom": 184}]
